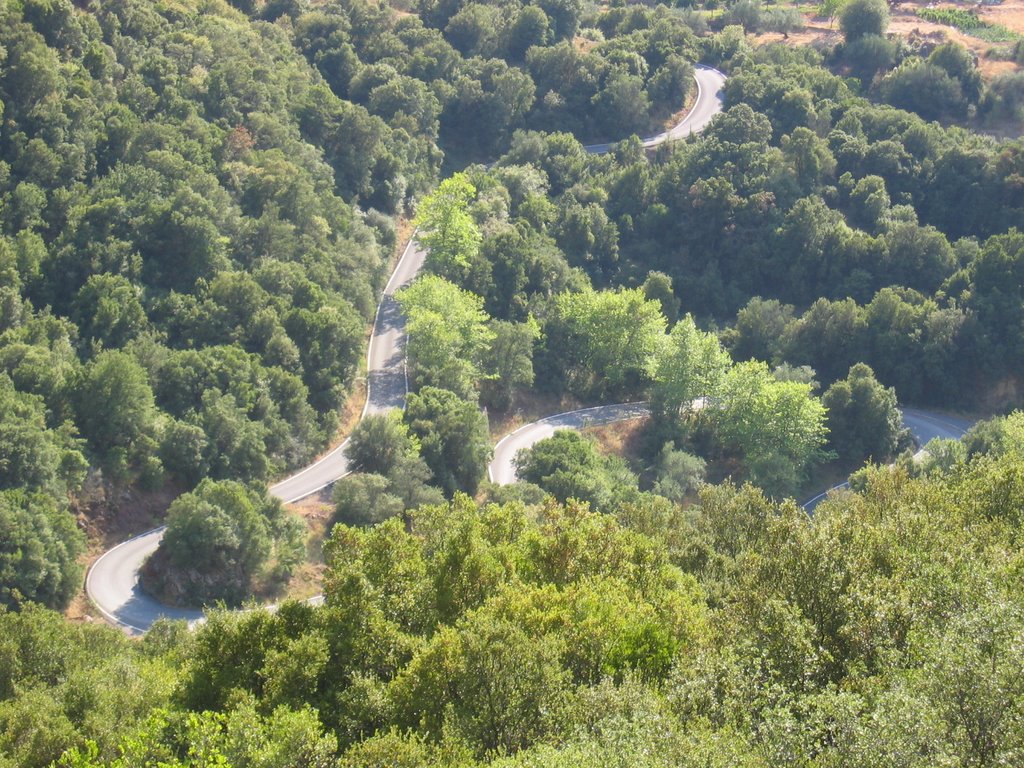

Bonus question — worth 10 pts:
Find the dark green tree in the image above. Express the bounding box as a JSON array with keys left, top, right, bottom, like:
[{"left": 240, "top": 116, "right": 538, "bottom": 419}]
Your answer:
[
  {"left": 822, "top": 363, "right": 905, "bottom": 463},
  {"left": 345, "top": 412, "right": 421, "bottom": 477},
  {"left": 839, "top": 0, "right": 889, "bottom": 42},
  {"left": 142, "top": 479, "right": 303, "bottom": 606},
  {"left": 513, "top": 430, "right": 638, "bottom": 510},
  {"left": 0, "top": 490, "right": 84, "bottom": 610},
  {"left": 404, "top": 387, "right": 490, "bottom": 496}
]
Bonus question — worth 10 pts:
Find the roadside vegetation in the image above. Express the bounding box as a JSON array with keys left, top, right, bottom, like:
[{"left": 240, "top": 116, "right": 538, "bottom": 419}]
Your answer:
[
  {"left": 3, "top": 0, "right": 1024, "bottom": 763},
  {"left": 9, "top": 439, "right": 1024, "bottom": 766}
]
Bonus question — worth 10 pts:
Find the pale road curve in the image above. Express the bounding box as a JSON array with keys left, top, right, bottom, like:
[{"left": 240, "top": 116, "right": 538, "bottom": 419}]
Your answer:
[
  {"left": 487, "top": 403, "right": 976, "bottom": 512},
  {"left": 488, "top": 403, "right": 653, "bottom": 485},
  {"left": 85, "top": 66, "right": 729, "bottom": 634},
  {"left": 85, "top": 237, "right": 429, "bottom": 634},
  {"left": 801, "top": 407, "right": 976, "bottom": 513}
]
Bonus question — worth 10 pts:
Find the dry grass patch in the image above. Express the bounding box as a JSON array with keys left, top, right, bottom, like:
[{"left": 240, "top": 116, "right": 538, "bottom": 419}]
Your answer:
[
  {"left": 582, "top": 416, "right": 650, "bottom": 470},
  {"left": 488, "top": 390, "right": 585, "bottom": 440},
  {"left": 756, "top": 1, "right": 1023, "bottom": 83}
]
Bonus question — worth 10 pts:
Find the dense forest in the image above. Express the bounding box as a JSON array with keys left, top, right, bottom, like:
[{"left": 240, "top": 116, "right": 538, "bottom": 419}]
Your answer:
[
  {"left": 3, "top": 0, "right": 1024, "bottom": 763},
  {"left": 10, "top": 437, "right": 1024, "bottom": 766}
]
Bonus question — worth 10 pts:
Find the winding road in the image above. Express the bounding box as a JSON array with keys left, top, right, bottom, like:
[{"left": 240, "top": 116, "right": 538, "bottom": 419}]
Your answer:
[
  {"left": 488, "top": 403, "right": 652, "bottom": 485},
  {"left": 489, "top": 403, "right": 975, "bottom": 513},
  {"left": 87, "top": 66, "right": 728, "bottom": 635},
  {"left": 583, "top": 66, "right": 727, "bottom": 153},
  {"left": 85, "top": 237, "right": 430, "bottom": 633}
]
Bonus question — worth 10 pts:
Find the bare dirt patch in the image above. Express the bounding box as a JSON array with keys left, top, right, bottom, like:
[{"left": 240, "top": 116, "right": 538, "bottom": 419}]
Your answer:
[
  {"left": 757, "top": 1, "right": 1023, "bottom": 82},
  {"left": 979, "top": 0, "right": 1024, "bottom": 35},
  {"left": 755, "top": 20, "right": 843, "bottom": 48},
  {"left": 280, "top": 497, "right": 333, "bottom": 601}
]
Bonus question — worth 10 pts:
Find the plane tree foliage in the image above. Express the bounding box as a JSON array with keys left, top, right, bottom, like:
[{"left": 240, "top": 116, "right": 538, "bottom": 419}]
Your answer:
[
  {"left": 416, "top": 174, "right": 483, "bottom": 283},
  {"left": 650, "top": 315, "right": 731, "bottom": 424},
  {"left": 539, "top": 287, "right": 666, "bottom": 398},
  {"left": 398, "top": 275, "right": 495, "bottom": 399},
  {"left": 710, "top": 361, "right": 829, "bottom": 496}
]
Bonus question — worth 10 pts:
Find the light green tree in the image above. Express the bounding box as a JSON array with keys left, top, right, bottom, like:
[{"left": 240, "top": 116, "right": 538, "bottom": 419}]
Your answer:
[
  {"left": 415, "top": 173, "right": 482, "bottom": 282},
  {"left": 714, "top": 361, "right": 829, "bottom": 496},
  {"left": 397, "top": 275, "right": 496, "bottom": 397},
  {"left": 548, "top": 287, "right": 666, "bottom": 397},
  {"left": 651, "top": 314, "right": 731, "bottom": 423}
]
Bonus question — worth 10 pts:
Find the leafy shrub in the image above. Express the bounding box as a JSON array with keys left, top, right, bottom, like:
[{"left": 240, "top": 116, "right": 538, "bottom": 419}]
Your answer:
[
  {"left": 141, "top": 480, "right": 303, "bottom": 607},
  {"left": 0, "top": 491, "right": 84, "bottom": 610}
]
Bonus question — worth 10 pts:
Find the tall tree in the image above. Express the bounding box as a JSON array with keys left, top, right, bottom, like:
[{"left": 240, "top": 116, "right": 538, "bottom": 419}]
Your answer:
[
  {"left": 651, "top": 315, "right": 731, "bottom": 423},
  {"left": 415, "top": 173, "right": 482, "bottom": 282},
  {"left": 404, "top": 386, "right": 491, "bottom": 495},
  {"left": 397, "top": 275, "right": 495, "bottom": 398},
  {"left": 822, "top": 363, "right": 905, "bottom": 463},
  {"left": 714, "top": 361, "right": 829, "bottom": 495},
  {"left": 71, "top": 350, "right": 156, "bottom": 467},
  {"left": 482, "top": 317, "right": 539, "bottom": 411},
  {"left": 544, "top": 287, "right": 666, "bottom": 398},
  {"left": 839, "top": 0, "right": 889, "bottom": 42}
]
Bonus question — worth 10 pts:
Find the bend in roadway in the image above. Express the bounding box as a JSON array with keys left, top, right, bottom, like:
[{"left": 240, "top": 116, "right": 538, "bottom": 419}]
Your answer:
[
  {"left": 488, "top": 403, "right": 977, "bottom": 517},
  {"left": 87, "top": 68, "right": 725, "bottom": 635},
  {"left": 582, "top": 66, "right": 726, "bottom": 155},
  {"left": 489, "top": 403, "right": 652, "bottom": 485}
]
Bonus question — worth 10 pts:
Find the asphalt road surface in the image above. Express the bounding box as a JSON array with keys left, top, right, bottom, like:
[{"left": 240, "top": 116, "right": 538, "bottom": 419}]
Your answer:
[
  {"left": 488, "top": 404, "right": 977, "bottom": 515},
  {"left": 583, "top": 66, "right": 726, "bottom": 154},
  {"left": 267, "top": 238, "right": 426, "bottom": 504},
  {"left": 88, "top": 68, "right": 728, "bottom": 635},
  {"left": 489, "top": 403, "right": 652, "bottom": 485},
  {"left": 85, "top": 527, "right": 204, "bottom": 634}
]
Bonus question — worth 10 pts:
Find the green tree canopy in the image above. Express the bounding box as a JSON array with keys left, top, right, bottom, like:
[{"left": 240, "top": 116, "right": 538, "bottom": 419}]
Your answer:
[
  {"left": 0, "top": 490, "right": 84, "bottom": 610},
  {"left": 822, "top": 362, "right": 905, "bottom": 463},
  {"left": 142, "top": 479, "right": 303, "bottom": 606},
  {"left": 543, "top": 287, "right": 666, "bottom": 398},
  {"left": 513, "top": 430, "right": 638, "bottom": 510},
  {"left": 713, "top": 360, "right": 829, "bottom": 495},
  {"left": 0, "top": 373, "right": 85, "bottom": 497},
  {"left": 333, "top": 473, "right": 405, "bottom": 528},
  {"left": 404, "top": 386, "right": 491, "bottom": 496},
  {"left": 398, "top": 275, "right": 496, "bottom": 398},
  {"left": 839, "top": 0, "right": 889, "bottom": 42},
  {"left": 651, "top": 315, "right": 731, "bottom": 424},
  {"left": 415, "top": 173, "right": 482, "bottom": 282},
  {"left": 345, "top": 412, "right": 421, "bottom": 477}
]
